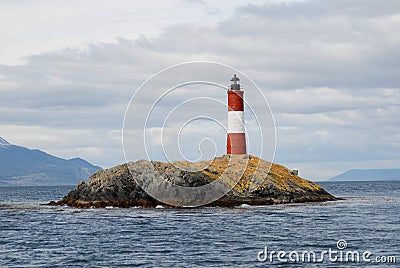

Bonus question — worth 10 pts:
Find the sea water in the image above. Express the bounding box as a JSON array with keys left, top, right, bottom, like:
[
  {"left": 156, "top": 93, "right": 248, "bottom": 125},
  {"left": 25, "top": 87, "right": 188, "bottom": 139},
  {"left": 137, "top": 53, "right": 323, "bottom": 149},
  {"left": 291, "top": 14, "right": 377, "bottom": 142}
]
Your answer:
[{"left": 0, "top": 181, "right": 399, "bottom": 267}]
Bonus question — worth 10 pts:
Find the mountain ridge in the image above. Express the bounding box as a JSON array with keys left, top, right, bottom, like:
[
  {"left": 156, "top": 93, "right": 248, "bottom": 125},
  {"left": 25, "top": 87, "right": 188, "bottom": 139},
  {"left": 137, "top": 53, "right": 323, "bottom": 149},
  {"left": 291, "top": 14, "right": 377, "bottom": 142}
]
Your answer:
[
  {"left": 330, "top": 168, "right": 400, "bottom": 182},
  {"left": 0, "top": 137, "right": 101, "bottom": 186}
]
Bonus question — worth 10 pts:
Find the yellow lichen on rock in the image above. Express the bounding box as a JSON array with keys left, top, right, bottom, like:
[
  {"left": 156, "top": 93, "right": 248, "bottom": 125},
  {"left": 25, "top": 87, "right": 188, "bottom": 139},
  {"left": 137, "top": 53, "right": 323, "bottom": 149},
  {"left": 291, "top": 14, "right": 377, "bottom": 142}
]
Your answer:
[{"left": 195, "top": 155, "right": 322, "bottom": 194}]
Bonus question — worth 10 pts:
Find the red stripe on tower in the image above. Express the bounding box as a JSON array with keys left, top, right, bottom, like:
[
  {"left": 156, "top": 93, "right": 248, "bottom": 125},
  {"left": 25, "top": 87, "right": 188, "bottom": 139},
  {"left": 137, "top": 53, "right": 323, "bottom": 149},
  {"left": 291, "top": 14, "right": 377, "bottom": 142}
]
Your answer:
[{"left": 227, "top": 74, "right": 246, "bottom": 155}]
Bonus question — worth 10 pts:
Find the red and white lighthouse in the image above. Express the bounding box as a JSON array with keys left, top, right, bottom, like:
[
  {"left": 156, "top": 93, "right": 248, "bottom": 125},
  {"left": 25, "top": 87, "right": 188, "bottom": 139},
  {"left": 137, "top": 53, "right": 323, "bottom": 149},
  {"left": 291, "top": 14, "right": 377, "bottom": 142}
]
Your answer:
[{"left": 227, "top": 74, "right": 246, "bottom": 155}]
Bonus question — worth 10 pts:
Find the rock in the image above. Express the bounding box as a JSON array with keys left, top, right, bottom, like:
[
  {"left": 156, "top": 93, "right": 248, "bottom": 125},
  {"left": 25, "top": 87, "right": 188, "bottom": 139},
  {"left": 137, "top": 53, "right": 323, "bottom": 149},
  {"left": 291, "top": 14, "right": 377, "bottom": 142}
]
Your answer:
[{"left": 53, "top": 155, "right": 336, "bottom": 208}]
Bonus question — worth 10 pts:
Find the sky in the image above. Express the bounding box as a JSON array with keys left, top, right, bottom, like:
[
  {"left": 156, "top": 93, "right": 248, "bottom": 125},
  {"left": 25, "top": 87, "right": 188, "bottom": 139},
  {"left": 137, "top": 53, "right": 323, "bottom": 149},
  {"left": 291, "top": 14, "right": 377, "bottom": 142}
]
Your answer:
[{"left": 0, "top": 0, "right": 399, "bottom": 181}]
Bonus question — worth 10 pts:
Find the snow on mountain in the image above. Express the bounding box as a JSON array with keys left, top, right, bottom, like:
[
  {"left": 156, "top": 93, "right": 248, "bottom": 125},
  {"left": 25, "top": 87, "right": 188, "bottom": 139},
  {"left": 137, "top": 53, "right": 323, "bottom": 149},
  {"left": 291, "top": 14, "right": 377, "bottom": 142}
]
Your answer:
[{"left": 0, "top": 137, "right": 10, "bottom": 146}]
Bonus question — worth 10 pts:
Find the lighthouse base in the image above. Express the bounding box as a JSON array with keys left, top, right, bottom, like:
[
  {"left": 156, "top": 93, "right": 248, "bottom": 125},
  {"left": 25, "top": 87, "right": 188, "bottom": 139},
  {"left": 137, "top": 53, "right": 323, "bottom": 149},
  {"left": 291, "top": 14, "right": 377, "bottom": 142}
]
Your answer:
[{"left": 227, "top": 133, "right": 246, "bottom": 155}]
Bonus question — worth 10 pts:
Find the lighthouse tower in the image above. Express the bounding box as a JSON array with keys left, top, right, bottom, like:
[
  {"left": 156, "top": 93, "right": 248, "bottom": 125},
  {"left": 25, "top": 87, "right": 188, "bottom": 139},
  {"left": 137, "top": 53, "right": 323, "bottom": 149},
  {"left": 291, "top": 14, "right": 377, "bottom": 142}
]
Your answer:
[{"left": 227, "top": 74, "right": 246, "bottom": 154}]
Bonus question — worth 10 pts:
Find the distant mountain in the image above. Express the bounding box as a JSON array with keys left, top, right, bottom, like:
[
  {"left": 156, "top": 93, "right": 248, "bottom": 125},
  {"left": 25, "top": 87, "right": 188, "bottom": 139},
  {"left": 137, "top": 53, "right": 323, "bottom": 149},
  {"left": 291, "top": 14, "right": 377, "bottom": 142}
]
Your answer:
[
  {"left": 330, "top": 169, "right": 400, "bottom": 182},
  {"left": 0, "top": 137, "right": 101, "bottom": 186}
]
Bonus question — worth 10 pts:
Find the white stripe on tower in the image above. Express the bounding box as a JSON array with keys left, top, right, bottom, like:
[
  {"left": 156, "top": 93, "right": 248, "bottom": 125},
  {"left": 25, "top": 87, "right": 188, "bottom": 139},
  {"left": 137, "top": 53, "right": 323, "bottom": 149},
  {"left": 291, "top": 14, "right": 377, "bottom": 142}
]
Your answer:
[{"left": 228, "top": 111, "right": 245, "bottom": 133}]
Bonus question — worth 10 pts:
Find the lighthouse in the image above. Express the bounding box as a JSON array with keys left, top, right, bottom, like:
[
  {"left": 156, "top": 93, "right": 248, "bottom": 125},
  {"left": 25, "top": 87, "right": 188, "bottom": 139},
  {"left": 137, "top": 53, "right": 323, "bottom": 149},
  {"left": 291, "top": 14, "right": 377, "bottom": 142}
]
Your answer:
[{"left": 227, "top": 74, "right": 246, "bottom": 154}]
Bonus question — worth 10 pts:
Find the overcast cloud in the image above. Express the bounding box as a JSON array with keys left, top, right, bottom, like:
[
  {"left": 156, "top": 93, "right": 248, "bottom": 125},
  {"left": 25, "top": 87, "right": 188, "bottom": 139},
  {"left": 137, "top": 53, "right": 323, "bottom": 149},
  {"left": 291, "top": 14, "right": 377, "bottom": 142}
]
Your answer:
[{"left": 0, "top": 0, "right": 399, "bottom": 180}]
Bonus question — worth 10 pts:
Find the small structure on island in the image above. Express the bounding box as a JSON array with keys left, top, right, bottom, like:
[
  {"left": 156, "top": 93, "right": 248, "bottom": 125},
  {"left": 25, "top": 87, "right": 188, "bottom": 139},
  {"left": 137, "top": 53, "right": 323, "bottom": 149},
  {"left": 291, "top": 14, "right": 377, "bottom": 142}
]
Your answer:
[{"left": 227, "top": 74, "right": 246, "bottom": 154}]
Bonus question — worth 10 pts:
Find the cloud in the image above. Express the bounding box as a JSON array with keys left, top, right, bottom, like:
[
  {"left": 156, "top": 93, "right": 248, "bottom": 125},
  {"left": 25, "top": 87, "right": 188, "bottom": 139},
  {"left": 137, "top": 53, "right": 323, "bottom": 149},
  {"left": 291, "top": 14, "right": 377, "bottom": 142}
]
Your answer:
[
  {"left": 241, "top": 0, "right": 400, "bottom": 19},
  {"left": 0, "top": 0, "right": 399, "bottom": 179},
  {"left": 217, "top": 1, "right": 400, "bottom": 89}
]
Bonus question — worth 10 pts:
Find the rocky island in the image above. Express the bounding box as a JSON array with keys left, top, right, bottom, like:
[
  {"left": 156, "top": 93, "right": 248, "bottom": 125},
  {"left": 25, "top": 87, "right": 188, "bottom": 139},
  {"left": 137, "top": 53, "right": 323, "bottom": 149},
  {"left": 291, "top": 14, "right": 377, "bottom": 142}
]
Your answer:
[{"left": 52, "top": 155, "right": 336, "bottom": 208}]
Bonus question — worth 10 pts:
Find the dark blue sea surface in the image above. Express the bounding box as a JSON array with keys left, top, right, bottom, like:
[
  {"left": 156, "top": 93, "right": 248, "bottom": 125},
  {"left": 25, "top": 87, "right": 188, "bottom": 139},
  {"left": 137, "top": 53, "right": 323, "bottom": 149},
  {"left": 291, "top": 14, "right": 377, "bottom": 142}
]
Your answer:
[{"left": 0, "top": 181, "right": 399, "bottom": 267}]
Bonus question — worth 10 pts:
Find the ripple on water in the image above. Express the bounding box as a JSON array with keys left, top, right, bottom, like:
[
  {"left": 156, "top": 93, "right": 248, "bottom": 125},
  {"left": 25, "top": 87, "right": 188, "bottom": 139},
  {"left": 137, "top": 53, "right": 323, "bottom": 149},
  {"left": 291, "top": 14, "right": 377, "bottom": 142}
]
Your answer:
[{"left": 1, "top": 183, "right": 400, "bottom": 267}]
